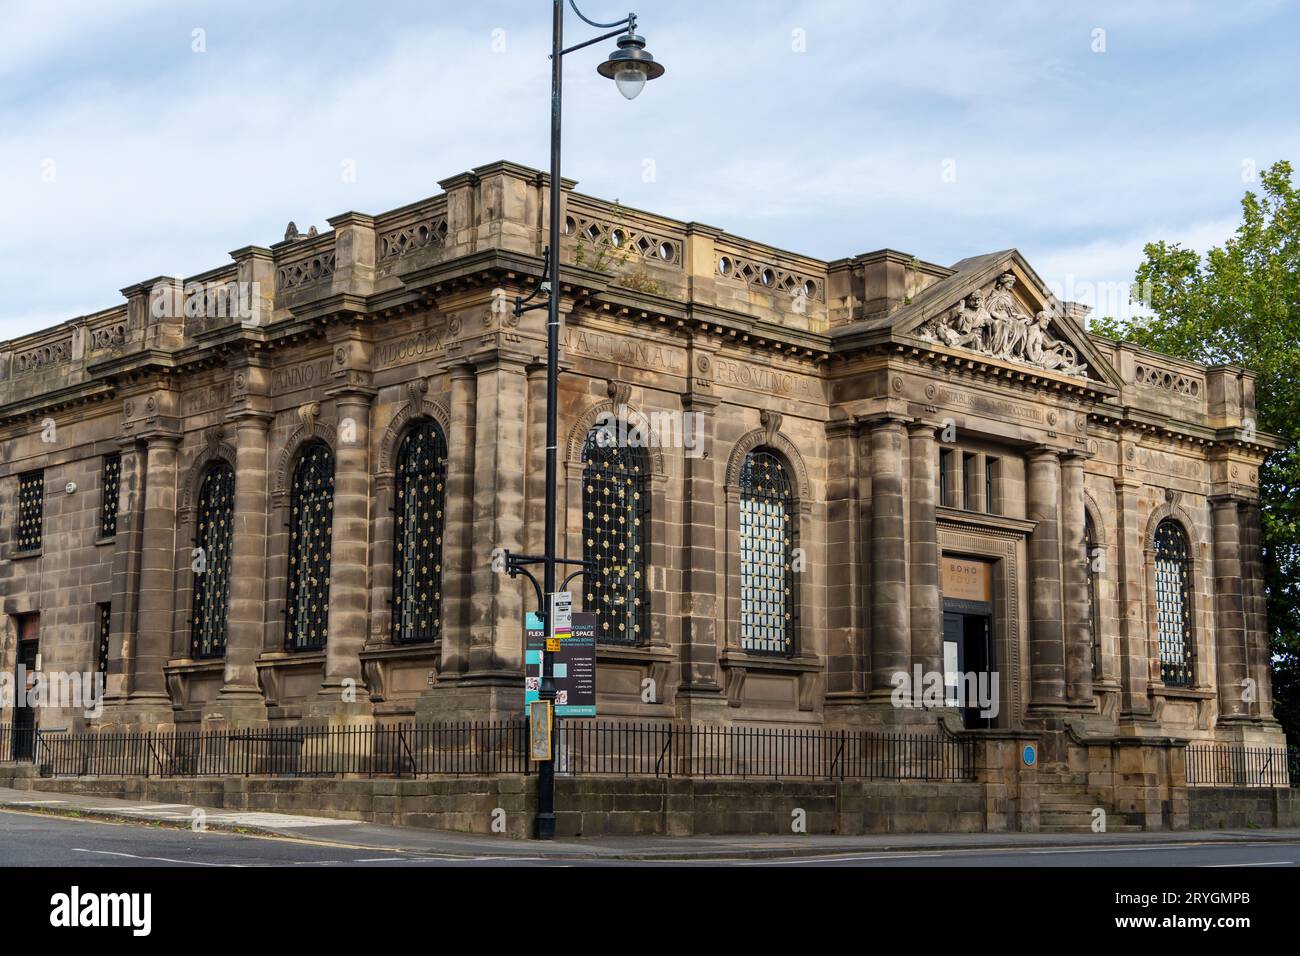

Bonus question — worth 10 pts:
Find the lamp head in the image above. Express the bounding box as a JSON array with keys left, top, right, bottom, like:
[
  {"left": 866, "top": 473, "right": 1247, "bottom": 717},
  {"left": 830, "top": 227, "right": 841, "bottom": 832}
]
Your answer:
[{"left": 596, "top": 33, "right": 665, "bottom": 100}]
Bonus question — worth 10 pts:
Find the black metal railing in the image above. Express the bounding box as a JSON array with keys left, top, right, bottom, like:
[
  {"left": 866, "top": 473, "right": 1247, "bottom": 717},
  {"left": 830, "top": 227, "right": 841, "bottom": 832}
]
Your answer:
[
  {"left": 1, "top": 721, "right": 975, "bottom": 782},
  {"left": 1185, "top": 744, "right": 1293, "bottom": 788}
]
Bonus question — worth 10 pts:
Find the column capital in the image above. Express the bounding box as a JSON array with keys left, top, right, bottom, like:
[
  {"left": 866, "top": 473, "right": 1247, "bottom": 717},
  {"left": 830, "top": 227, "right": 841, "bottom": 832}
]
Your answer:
[
  {"left": 906, "top": 419, "right": 941, "bottom": 438},
  {"left": 856, "top": 411, "right": 911, "bottom": 433},
  {"left": 1027, "top": 444, "right": 1063, "bottom": 463},
  {"left": 1208, "top": 492, "right": 1249, "bottom": 509},
  {"left": 323, "top": 382, "right": 378, "bottom": 403},
  {"left": 1059, "top": 448, "right": 1092, "bottom": 464},
  {"left": 224, "top": 408, "right": 275, "bottom": 427}
]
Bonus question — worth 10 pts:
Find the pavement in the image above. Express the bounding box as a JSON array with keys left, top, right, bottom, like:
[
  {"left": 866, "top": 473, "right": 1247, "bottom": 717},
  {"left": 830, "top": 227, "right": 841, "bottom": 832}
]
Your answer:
[{"left": 3, "top": 785, "right": 1300, "bottom": 863}]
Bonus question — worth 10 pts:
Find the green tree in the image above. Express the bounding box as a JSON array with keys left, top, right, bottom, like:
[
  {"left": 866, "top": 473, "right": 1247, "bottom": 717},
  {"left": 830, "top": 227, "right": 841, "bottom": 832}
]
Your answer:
[{"left": 1091, "top": 161, "right": 1300, "bottom": 746}]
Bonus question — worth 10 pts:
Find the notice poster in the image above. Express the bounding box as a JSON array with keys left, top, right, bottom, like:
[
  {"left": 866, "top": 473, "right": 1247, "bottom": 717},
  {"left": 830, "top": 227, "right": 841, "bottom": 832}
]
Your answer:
[{"left": 523, "top": 611, "right": 597, "bottom": 717}]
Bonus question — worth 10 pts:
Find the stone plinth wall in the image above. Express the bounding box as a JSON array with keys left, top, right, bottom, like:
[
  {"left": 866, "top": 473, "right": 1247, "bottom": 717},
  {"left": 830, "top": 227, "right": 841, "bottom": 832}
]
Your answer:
[
  {"left": 0, "top": 769, "right": 986, "bottom": 838},
  {"left": 1188, "top": 787, "right": 1300, "bottom": 829}
]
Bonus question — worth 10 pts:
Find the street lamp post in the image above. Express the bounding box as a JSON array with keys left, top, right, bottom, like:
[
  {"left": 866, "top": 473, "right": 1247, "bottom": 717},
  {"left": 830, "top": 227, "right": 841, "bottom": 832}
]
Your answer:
[{"left": 505, "top": 1, "right": 664, "bottom": 841}]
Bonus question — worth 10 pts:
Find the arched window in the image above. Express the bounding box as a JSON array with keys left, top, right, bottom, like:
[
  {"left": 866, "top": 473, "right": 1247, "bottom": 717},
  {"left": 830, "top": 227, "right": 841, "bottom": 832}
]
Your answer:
[
  {"left": 1154, "top": 518, "right": 1194, "bottom": 686},
  {"left": 1085, "top": 514, "right": 1100, "bottom": 677},
  {"left": 286, "top": 442, "right": 334, "bottom": 652},
  {"left": 190, "top": 461, "right": 235, "bottom": 658},
  {"left": 581, "top": 426, "right": 648, "bottom": 645},
  {"left": 392, "top": 420, "right": 448, "bottom": 644},
  {"left": 739, "top": 449, "right": 796, "bottom": 655}
]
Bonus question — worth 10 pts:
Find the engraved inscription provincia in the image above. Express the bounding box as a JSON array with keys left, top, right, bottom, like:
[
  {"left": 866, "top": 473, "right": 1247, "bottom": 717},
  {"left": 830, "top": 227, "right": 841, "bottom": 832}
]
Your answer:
[{"left": 713, "top": 357, "right": 820, "bottom": 399}]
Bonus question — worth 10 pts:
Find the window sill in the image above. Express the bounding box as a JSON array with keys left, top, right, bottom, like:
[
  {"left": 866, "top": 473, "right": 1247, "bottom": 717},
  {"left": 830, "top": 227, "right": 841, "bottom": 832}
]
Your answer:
[
  {"left": 720, "top": 649, "right": 821, "bottom": 674},
  {"left": 94, "top": 536, "right": 116, "bottom": 547},
  {"left": 10, "top": 548, "right": 42, "bottom": 561}
]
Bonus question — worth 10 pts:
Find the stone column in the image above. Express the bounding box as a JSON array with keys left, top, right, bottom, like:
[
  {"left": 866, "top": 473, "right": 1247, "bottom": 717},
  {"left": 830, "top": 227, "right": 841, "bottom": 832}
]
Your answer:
[
  {"left": 1240, "top": 499, "right": 1273, "bottom": 720},
  {"left": 1026, "top": 447, "right": 1066, "bottom": 710},
  {"left": 908, "top": 422, "right": 941, "bottom": 679},
  {"left": 1060, "top": 451, "right": 1093, "bottom": 704},
  {"left": 1210, "top": 495, "right": 1249, "bottom": 720},
  {"left": 129, "top": 433, "right": 180, "bottom": 722},
  {"left": 437, "top": 363, "right": 477, "bottom": 679},
  {"left": 317, "top": 386, "right": 375, "bottom": 706},
  {"left": 216, "top": 410, "right": 272, "bottom": 722},
  {"left": 868, "top": 415, "right": 909, "bottom": 698}
]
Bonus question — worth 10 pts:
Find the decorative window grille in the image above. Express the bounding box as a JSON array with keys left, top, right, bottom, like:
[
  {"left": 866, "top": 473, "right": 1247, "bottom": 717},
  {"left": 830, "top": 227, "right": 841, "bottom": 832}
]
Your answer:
[
  {"left": 286, "top": 442, "right": 334, "bottom": 652},
  {"left": 739, "top": 450, "right": 796, "bottom": 655},
  {"left": 15, "top": 471, "right": 43, "bottom": 552},
  {"left": 97, "top": 602, "right": 112, "bottom": 676},
  {"left": 1085, "top": 514, "right": 1100, "bottom": 677},
  {"left": 190, "top": 462, "right": 235, "bottom": 658},
  {"left": 392, "top": 420, "right": 447, "bottom": 644},
  {"left": 581, "top": 427, "right": 648, "bottom": 645},
  {"left": 100, "top": 453, "right": 121, "bottom": 538},
  {"left": 1154, "top": 518, "right": 1194, "bottom": 687}
]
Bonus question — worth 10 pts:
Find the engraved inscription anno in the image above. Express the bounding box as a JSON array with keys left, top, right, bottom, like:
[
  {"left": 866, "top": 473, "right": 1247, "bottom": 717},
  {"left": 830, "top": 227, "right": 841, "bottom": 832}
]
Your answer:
[{"left": 272, "top": 357, "right": 333, "bottom": 394}]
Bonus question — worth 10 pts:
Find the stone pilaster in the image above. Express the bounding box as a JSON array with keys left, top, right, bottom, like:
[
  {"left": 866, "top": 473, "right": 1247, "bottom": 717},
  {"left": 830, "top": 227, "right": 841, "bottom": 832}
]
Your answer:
[
  {"left": 437, "top": 363, "right": 477, "bottom": 680},
  {"left": 1114, "top": 472, "right": 1153, "bottom": 721},
  {"left": 868, "top": 414, "right": 909, "bottom": 700},
  {"left": 314, "top": 385, "right": 375, "bottom": 711},
  {"left": 127, "top": 432, "right": 180, "bottom": 725},
  {"left": 824, "top": 421, "right": 863, "bottom": 701},
  {"left": 677, "top": 391, "right": 725, "bottom": 714},
  {"left": 1239, "top": 499, "right": 1274, "bottom": 721},
  {"left": 103, "top": 437, "right": 145, "bottom": 707},
  {"left": 1210, "top": 495, "right": 1249, "bottom": 721},
  {"left": 1026, "top": 446, "right": 1066, "bottom": 711},
  {"left": 1060, "top": 451, "right": 1093, "bottom": 705},
  {"left": 214, "top": 409, "right": 272, "bottom": 724},
  {"left": 908, "top": 421, "right": 941, "bottom": 678}
]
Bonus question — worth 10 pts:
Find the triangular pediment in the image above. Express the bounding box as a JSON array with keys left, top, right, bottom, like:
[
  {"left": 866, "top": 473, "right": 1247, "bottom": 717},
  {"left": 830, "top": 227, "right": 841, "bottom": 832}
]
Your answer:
[{"left": 892, "top": 249, "right": 1120, "bottom": 388}]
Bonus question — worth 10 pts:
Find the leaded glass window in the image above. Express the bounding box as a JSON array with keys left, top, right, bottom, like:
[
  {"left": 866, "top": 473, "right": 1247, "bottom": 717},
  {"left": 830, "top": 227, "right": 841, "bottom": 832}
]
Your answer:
[
  {"left": 581, "top": 427, "right": 648, "bottom": 645},
  {"left": 190, "top": 462, "right": 234, "bottom": 658},
  {"left": 739, "top": 450, "right": 796, "bottom": 655},
  {"left": 286, "top": 442, "right": 334, "bottom": 652},
  {"left": 15, "top": 471, "right": 43, "bottom": 552},
  {"left": 97, "top": 602, "right": 112, "bottom": 676},
  {"left": 100, "top": 453, "right": 121, "bottom": 538},
  {"left": 1154, "top": 518, "right": 1194, "bottom": 687},
  {"left": 392, "top": 420, "right": 447, "bottom": 644},
  {"left": 1085, "top": 514, "right": 1100, "bottom": 677}
]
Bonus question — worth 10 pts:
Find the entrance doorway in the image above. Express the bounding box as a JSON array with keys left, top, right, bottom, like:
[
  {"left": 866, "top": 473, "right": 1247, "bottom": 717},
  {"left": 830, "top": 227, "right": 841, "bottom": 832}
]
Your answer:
[
  {"left": 11, "top": 614, "right": 38, "bottom": 760},
  {"left": 941, "top": 557, "right": 996, "bottom": 729}
]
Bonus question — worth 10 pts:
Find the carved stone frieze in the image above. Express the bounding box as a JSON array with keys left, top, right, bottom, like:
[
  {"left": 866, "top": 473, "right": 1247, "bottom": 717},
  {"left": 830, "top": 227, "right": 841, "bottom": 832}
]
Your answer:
[{"left": 916, "top": 272, "right": 1087, "bottom": 377}]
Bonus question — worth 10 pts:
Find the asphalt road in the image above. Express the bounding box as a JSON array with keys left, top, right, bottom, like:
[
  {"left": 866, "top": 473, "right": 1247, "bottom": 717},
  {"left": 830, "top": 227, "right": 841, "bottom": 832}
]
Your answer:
[{"left": 1, "top": 808, "right": 1298, "bottom": 867}]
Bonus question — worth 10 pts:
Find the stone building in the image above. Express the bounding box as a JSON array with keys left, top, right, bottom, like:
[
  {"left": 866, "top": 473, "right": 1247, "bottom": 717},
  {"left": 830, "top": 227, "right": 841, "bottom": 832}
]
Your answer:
[{"left": 0, "top": 160, "right": 1286, "bottom": 758}]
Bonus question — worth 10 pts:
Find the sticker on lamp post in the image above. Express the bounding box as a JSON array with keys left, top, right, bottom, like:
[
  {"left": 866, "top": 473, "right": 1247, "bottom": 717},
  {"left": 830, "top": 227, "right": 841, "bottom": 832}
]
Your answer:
[
  {"left": 529, "top": 699, "right": 553, "bottom": 761},
  {"left": 1023, "top": 744, "right": 1037, "bottom": 767}
]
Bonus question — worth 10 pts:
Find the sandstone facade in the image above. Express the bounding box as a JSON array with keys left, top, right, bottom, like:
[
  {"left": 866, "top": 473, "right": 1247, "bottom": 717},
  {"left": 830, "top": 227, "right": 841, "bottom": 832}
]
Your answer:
[{"left": 0, "top": 160, "right": 1285, "bottom": 756}]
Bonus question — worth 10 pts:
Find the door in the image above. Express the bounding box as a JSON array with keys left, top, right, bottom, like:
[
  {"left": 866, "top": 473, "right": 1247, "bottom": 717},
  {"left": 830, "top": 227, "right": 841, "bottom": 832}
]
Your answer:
[
  {"left": 12, "top": 615, "right": 39, "bottom": 760},
  {"left": 943, "top": 606, "right": 996, "bottom": 729}
]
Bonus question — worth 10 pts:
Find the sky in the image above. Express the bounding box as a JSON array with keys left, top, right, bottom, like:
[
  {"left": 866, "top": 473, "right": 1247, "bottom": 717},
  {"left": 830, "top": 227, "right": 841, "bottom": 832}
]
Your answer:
[{"left": 2, "top": 0, "right": 1298, "bottom": 341}]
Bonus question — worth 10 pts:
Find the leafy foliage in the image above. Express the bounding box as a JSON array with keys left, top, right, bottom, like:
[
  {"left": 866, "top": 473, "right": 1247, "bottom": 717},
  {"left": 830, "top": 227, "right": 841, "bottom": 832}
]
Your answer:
[{"left": 1091, "top": 161, "right": 1300, "bottom": 743}]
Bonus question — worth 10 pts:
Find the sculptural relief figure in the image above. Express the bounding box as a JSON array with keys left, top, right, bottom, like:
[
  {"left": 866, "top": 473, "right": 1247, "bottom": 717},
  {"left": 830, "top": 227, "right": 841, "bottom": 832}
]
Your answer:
[
  {"left": 985, "top": 272, "right": 1031, "bottom": 359},
  {"left": 921, "top": 290, "right": 990, "bottom": 350},
  {"left": 1025, "top": 310, "right": 1086, "bottom": 375},
  {"left": 915, "top": 271, "right": 1088, "bottom": 377}
]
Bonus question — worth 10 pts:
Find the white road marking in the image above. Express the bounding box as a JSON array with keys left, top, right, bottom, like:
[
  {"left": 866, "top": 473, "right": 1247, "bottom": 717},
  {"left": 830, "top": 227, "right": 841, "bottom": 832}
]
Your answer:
[
  {"left": 1204, "top": 860, "right": 1293, "bottom": 867},
  {"left": 72, "top": 848, "right": 238, "bottom": 867}
]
